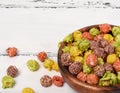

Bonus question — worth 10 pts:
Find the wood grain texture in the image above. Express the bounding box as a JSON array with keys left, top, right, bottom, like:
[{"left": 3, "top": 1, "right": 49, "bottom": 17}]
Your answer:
[{"left": 0, "top": 0, "right": 120, "bottom": 9}]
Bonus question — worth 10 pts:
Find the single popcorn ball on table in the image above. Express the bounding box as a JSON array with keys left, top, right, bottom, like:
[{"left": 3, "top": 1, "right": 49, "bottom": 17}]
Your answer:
[
  {"left": 52, "top": 75, "right": 64, "bottom": 87},
  {"left": 22, "top": 87, "right": 35, "bottom": 93},
  {"left": 37, "top": 51, "right": 47, "bottom": 62},
  {"left": 43, "top": 58, "right": 54, "bottom": 71},
  {"left": 7, "top": 65, "right": 18, "bottom": 77},
  {"left": 40, "top": 75, "right": 52, "bottom": 87},
  {"left": 52, "top": 62, "right": 59, "bottom": 72},
  {"left": 2, "top": 75, "right": 15, "bottom": 89},
  {"left": 6, "top": 47, "right": 17, "bottom": 57},
  {"left": 27, "top": 59, "right": 39, "bottom": 71}
]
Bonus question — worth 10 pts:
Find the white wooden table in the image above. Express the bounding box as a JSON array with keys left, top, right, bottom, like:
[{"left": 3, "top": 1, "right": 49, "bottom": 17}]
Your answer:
[{"left": 0, "top": 0, "right": 120, "bottom": 93}]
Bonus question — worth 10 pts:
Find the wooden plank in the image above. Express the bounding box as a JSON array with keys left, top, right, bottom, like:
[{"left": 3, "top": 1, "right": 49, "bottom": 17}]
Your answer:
[{"left": 0, "top": 0, "right": 119, "bottom": 9}]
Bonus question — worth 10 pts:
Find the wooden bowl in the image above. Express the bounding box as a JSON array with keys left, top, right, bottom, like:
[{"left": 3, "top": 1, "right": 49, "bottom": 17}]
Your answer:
[{"left": 58, "top": 24, "right": 120, "bottom": 93}]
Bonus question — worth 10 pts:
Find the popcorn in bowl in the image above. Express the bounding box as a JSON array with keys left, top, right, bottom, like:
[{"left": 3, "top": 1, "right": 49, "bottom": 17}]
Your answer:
[{"left": 58, "top": 24, "right": 120, "bottom": 93}]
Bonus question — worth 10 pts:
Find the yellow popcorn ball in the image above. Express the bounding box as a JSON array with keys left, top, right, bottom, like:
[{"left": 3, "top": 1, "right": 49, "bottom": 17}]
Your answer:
[
  {"left": 73, "top": 30, "right": 82, "bottom": 41},
  {"left": 52, "top": 62, "right": 59, "bottom": 71},
  {"left": 103, "top": 34, "right": 114, "bottom": 42},
  {"left": 107, "top": 54, "right": 117, "bottom": 64},
  {"left": 43, "top": 58, "right": 54, "bottom": 71},
  {"left": 70, "top": 46, "right": 82, "bottom": 57},
  {"left": 22, "top": 87, "right": 35, "bottom": 93},
  {"left": 84, "top": 50, "right": 92, "bottom": 61},
  {"left": 74, "top": 56, "right": 84, "bottom": 64}
]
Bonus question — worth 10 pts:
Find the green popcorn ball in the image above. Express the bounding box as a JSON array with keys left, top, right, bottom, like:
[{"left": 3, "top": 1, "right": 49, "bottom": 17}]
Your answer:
[
  {"left": 2, "top": 75, "right": 15, "bottom": 89},
  {"left": 89, "top": 28, "right": 100, "bottom": 36},
  {"left": 99, "top": 71, "right": 117, "bottom": 86},
  {"left": 98, "top": 58, "right": 104, "bottom": 65},
  {"left": 83, "top": 63, "right": 92, "bottom": 74},
  {"left": 111, "top": 73, "right": 117, "bottom": 85},
  {"left": 99, "top": 80, "right": 111, "bottom": 87},
  {"left": 117, "top": 72, "right": 120, "bottom": 83},
  {"left": 115, "top": 34, "right": 120, "bottom": 42},
  {"left": 43, "top": 58, "right": 54, "bottom": 71},
  {"left": 62, "top": 46, "right": 70, "bottom": 53},
  {"left": 63, "top": 33, "right": 73, "bottom": 43},
  {"left": 112, "top": 41, "right": 120, "bottom": 48},
  {"left": 77, "top": 39, "right": 90, "bottom": 52},
  {"left": 115, "top": 47, "right": 120, "bottom": 57},
  {"left": 27, "top": 59, "right": 39, "bottom": 71},
  {"left": 99, "top": 71, "right": 111, "bottom": 86},
  {"left": 112, "top": 26, "right": 120, "bottom": 37}
]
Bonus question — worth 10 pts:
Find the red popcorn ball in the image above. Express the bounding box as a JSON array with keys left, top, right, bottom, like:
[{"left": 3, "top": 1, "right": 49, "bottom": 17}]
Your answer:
[
  {"left": 77, "top": 72, "right": 87, "bottom": 82},
  {"left": 86, "top": 73, "right": 99, "bottom": 85},
  {"left": 94, "top": 34, "right": 104, "bottom": 41},
  {"left": 99, "top": 23, "right": 111, "bottom": 34},
  {"left": 6, "top": 47, "right": 17, "bottom": 57},
  {"left": 52, "top": 75, "right": 64, "bottom": 87},
  {"left": 113, "top": 60, "right": 120, "bottom": 72},
  {"left": 82, "top": 32, "right": 93, "bottom": 40},
  {"left": 86, "top": 54, "right": 98, "bottom": 67},
  {"left": 37, "top": 51, "right": 47, "bottom": 62}
]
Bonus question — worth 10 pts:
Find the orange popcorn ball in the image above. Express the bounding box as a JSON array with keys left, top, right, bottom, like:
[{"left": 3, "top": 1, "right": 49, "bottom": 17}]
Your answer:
[
  {"left": 37, "top": 51, "right": 47, "bottom": 62},
  {"left": 82, "top": 32, "right": 93, "bottom": 40},
  {"left": 77, "top": 72, "right": 87, "bottom": 82},
  {"left": 52, "top": 75, "right": 64, "bottom": 87},
  {"left": 99, "top": 23, "right": 111, "bottom": 33},
  {"left": 6, "top": 47, "right": 17, "bottom": 57}
]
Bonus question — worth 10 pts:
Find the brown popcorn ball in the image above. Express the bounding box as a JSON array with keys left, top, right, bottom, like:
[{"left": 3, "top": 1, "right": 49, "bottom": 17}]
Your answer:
[
  {"left": 94, "top": 65, "right": 105, "bottom": 77},
  {"left": 40, "top": 75, "right": 52, "bottom": 87},
  {"left": 61, "top": 53, "right": 72, "bottom": 66},
  {"left": 6, "top": 47, "right": 17, "bottom": 57},
  {"left": 89, "top": 40, "right": 99, "bottom": 50},
  {"left": 104, "top": 63, "right": 114, "bottom": 72},
  {"left": 86, "top": 73, "right": 99, "bottom": 85},
  {"left": 104, "top": 45, "right": 115, "bottom": 54},
  {"left": 7, "top": 65, "right": 18, "bottom": 77},
  {"left": 69, "top": 62, "right": 82, "bottom": 75},
  {"left": 94, "top": 48, "right": 107, "bottom": 59},
  {"left": 97, "top": 38, "right": 108, "bottom": 48}
]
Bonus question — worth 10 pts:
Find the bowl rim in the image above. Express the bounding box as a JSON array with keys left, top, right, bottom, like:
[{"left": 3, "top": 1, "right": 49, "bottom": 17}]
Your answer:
[{"left": 58, "top": 24, "right": 120, "bottom": 92}]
